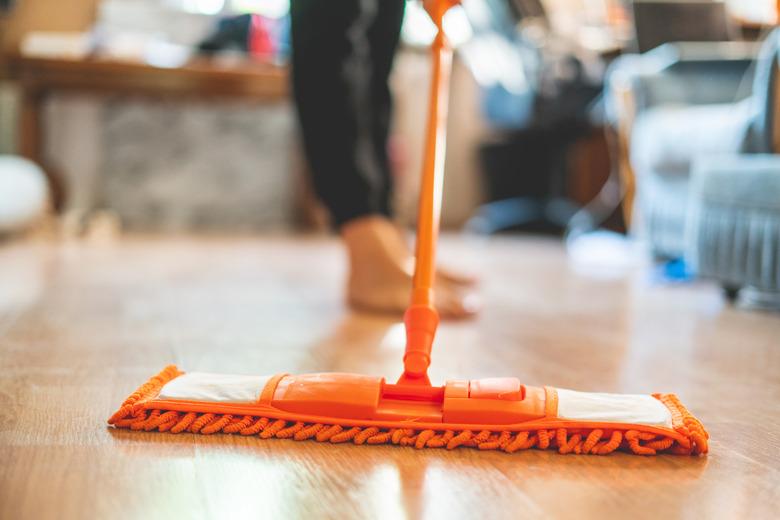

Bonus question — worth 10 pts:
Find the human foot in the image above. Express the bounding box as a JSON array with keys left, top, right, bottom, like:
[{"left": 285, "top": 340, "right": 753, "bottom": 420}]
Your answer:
[{"left": 341, "top": 216, "right": 480, "bottom": 319}]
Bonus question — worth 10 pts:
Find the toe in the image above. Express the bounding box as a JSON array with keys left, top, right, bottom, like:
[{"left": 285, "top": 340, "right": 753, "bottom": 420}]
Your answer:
[{"left": 436, "top": 286, "right": 481, "bottom": 320}]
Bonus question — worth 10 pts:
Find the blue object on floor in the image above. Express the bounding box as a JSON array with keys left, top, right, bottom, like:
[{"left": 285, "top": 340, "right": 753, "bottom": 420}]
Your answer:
[{"left": 652, "top": 258, "right": 695, "bottom": 283}]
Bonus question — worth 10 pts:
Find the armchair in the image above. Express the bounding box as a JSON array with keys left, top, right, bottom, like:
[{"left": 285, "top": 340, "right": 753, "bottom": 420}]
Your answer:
[
  {"left": 605, "top": 29, "right": 780, "bottom": 307},
  {"left": 605, "top": 34, "right": 771, "bottom": 257}
]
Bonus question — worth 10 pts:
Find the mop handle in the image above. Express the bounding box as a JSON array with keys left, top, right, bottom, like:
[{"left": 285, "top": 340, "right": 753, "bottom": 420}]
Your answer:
[{"left": 399, "top": 2, "right": 453, "bottom": 385}]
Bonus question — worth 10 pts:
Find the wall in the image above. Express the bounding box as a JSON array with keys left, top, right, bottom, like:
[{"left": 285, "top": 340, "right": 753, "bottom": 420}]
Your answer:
[{"left": 1, "top": 0, "right": 99, "bottom": 53}]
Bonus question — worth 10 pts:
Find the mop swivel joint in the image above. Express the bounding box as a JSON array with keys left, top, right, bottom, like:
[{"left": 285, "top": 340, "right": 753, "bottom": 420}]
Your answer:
[{"left": 400, "top": 304, "right": 439, "bottom": 385}]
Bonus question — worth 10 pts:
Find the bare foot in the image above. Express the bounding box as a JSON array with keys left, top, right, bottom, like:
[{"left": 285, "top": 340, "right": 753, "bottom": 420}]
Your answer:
[{"left": 341, "top": 216, "right": 480, "bottom": 319}]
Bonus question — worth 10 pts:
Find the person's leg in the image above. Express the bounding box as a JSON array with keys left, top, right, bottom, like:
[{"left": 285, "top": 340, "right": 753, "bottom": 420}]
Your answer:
[
  {"left": 291, "top": 0, "right": 478, "bottom": 317},
  {"left": 291, "top": 0, "right": 388, "bottom": 226},
  {"left": 366, "top": 1, "right": 479, "bottom": 288},
  {"left": 367, "top": 0, "right": 404, "bottom": 216}
]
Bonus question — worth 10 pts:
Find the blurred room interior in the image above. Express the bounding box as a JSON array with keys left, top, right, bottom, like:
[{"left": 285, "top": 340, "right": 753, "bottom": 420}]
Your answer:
[
  {"left": 1, "top": 1, "right": 780, "bottom": 517},
  {"left": 1, "top": 0, "right": 779, "bottom": 308}
]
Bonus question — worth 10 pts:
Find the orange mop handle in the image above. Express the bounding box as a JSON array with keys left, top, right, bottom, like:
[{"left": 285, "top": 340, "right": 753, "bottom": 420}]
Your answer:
[{"left": 400, "top": 2, "right": 454, "bottom": 386}]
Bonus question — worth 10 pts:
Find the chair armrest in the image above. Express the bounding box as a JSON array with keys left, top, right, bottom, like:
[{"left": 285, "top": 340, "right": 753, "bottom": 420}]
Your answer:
[
  {"left": 635, "top": 42, "right": 760, "bottom": 109},
  {"left": 606, "top": 41, "right": 760, "bottom": 118},
  {"left": 647, "top": 41, "right": 761, "bottom": 65}
]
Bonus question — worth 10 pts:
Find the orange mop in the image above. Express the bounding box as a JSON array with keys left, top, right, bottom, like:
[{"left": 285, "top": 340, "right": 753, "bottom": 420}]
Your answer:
[{"left": 108, "top": 1, "right": 708, "bottom": 456}]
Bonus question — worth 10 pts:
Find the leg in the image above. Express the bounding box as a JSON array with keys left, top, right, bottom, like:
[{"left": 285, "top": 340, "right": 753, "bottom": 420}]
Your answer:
[
  {"left": 291, "top": 0, "right": 478, "bottom": 317},
  {"left": 291, "top": 0, "right": 388, "bottom": 226},
  {"left": 19, "top": 88, "right": 65, "bottom": 210},
  {"left": 367, "top": 0, "right": 405, "bottom": 216}
]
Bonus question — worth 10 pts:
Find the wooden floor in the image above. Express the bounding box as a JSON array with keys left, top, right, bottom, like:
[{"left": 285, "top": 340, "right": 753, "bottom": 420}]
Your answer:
[{"left": 1, "top": 235, "right": 779, "bottom": 519}]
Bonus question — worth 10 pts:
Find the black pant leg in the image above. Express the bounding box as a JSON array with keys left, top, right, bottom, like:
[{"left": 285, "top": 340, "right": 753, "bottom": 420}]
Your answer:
[
  {"left": 291, "top": 0, "right": 399, "bottom": 227},
  {"left": 368, "top": 0, "right": 405, "bottom": 217}
]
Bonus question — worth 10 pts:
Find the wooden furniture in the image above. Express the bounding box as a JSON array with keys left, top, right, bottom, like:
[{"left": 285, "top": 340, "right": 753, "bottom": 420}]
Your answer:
[
  {"left": 0, "top": 235, "right": 778, "bottom": 518},
  {"left": 567, "top": 127, "right": 625, "bottom": 232},
  {"left": 632, "top": 1, "right": 734, "bottom": 53},
  {"left": 609, "top": 73, "right": 638, "bottom": 229},
  {"left": 7, "top": 55, "right": 289, "bottom": 209}
]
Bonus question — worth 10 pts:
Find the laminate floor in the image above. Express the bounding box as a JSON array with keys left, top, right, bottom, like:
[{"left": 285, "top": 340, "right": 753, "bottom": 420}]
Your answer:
[{"left": 1, "top": 235, "right": 778, "bottom": 519}]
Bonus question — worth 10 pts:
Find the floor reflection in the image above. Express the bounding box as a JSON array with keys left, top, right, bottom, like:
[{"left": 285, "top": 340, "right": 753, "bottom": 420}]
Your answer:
[
  {"left": 302, "top": 310, "right": 405, "bottom": 378},
  {"left": 0, "top": 243, "right": 53, "bottom": 318}
]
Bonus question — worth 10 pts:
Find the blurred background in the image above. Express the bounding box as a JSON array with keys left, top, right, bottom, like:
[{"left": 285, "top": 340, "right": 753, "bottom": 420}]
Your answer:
[{"left": 1, "top": 0, "right": 779, "bottom": 308}]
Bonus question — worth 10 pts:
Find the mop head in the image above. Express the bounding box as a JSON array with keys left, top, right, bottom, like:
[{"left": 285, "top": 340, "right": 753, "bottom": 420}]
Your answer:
[{"left": 108, "top": 366, "right": 708, "bottom": 456}]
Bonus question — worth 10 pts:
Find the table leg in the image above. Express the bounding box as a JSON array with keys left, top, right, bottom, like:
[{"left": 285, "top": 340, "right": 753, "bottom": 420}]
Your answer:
[{"left": 18, "top": 88, "right": 65, "bottom": 211}]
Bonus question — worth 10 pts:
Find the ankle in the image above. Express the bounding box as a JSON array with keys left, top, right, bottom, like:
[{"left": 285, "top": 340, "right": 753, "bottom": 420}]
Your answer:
[
  {"left": 341, "top": 215, "right": 390, "bottom": 244},
  {"left": 341, "top": 215, "right": 410, "bottom": 265}
]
